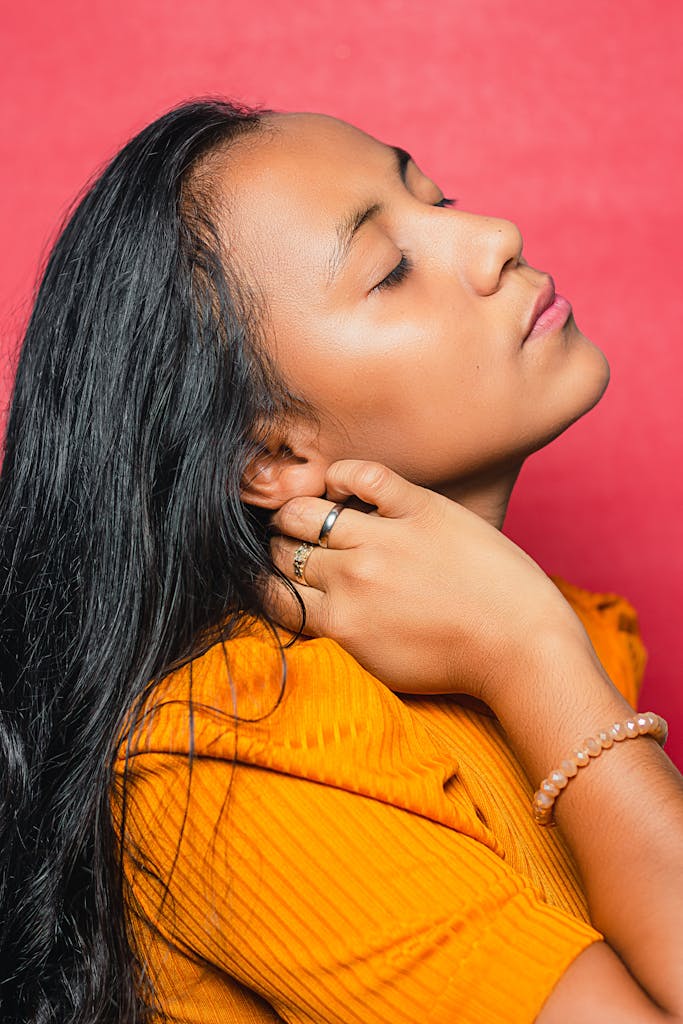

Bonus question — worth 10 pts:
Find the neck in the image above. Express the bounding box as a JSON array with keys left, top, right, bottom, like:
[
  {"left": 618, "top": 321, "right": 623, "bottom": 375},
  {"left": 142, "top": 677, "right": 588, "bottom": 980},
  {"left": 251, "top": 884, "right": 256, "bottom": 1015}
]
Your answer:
[{"left": 437, "top": 462, "right": 524, "bottom": 530}]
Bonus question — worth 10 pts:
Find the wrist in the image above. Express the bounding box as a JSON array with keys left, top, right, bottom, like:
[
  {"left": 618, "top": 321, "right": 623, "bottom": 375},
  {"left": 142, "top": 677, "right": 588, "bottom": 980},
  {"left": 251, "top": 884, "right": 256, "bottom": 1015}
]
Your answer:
[
  {"left": 473, "top": 583, "right": 596, "bottom": 702},
  {"left": 484, "top": 628, "right": 635, "bottom": 786},
  {"left": 533, "top": 711, "right": 668, "bottom": 825}
]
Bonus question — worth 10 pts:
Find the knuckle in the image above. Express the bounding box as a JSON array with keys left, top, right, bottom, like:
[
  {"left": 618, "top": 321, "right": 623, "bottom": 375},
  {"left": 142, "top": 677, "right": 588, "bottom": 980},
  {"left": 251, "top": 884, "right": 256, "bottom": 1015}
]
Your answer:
[
  {"left": 278, "top": 497, "right": 310, "bottom": 532},
  {"left": 346, "top": 549, "right": 382, "bottom": 588},
  {"left": 356, "top": 461, "right": 393, "bottom": 494}
]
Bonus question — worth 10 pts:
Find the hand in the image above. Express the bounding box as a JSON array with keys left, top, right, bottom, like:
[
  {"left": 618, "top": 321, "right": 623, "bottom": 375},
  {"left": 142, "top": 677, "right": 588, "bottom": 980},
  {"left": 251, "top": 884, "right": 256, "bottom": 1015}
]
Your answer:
[{"left": 267, "top": 461, "right": 592, "bottom": 706}]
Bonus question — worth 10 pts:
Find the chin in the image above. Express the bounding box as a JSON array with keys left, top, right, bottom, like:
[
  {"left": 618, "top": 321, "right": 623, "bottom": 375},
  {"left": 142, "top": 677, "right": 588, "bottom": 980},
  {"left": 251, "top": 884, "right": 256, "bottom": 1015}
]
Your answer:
[
  {"left": 497, "top": 343, "right": 611, "bottom": 474},
  {"left": 536, "top": 341, "right": 611, "bottom": 453},
  {"left": 573, "top": 337, "right": 611, "bottom": 415}
]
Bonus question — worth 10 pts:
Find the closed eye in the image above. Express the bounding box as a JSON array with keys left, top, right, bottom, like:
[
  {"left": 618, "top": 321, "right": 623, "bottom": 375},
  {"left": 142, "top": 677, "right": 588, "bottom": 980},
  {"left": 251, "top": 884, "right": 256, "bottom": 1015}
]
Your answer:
[
  {"left": 371, "top": 196, "right": 458, "bottom": 292},
  {"left": 372, "top": 254, "right": 413, "bottom": 292}
]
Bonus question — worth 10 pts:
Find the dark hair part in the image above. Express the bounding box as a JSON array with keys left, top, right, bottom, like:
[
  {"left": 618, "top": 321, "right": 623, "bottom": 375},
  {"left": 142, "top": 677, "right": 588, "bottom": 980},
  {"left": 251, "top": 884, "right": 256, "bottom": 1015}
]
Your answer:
[{"left": 0, "top": 98, "right": 299, "bottom": 1023}]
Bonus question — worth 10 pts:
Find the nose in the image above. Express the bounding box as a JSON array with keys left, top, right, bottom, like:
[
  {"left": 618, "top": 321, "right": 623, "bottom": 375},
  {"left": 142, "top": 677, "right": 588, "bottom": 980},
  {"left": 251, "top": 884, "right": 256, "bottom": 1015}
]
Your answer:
[{"left": 460, "top": 214, "right": 524, "bottom": 296}]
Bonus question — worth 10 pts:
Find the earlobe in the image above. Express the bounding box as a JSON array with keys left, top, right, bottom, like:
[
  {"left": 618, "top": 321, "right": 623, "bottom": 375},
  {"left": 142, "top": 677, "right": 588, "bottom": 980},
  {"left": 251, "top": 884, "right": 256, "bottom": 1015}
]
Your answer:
[{"left": 240, "top": 443, "right": 328, "bottom": 509}]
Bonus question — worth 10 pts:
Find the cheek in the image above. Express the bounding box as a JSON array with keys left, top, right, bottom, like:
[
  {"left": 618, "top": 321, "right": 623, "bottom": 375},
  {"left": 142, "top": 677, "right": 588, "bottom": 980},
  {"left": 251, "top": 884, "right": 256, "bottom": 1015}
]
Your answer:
[
  {"left": 278, "top": 309, "right": 522, "bottom": 476},
  {"left": 281, "top": 312, "right": 458, "bottom": 422}
]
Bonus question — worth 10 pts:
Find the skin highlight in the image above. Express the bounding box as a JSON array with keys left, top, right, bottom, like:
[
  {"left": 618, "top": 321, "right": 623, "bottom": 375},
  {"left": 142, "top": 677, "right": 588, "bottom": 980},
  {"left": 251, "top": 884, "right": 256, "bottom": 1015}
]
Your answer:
[{"left": 219, "top": 112, "right": 611, "bottom": 528}]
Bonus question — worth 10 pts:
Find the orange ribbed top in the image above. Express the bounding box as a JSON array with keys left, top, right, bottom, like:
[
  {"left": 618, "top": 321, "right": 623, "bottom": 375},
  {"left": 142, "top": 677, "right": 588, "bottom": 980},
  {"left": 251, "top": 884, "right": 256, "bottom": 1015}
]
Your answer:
[{"left": 113, "top": 575, "right": 647, "bottom": 1023}]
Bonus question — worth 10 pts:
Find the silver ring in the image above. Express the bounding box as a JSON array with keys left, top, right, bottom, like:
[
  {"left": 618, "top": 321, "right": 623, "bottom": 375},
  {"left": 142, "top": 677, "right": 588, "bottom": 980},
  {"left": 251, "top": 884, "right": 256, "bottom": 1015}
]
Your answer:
[
  {"left": 318, "top": 504, "right": 346, "bottom": 548},
  {"left": 293, "top": 542, "right": 314, "bottom": 586}
]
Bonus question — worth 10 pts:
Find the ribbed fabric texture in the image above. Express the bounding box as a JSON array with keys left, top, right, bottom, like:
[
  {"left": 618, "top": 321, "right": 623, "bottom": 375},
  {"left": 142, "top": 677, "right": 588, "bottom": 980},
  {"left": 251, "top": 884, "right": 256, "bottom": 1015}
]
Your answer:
[{"left": 113, "top": 575, "right": 647, "bottom": 1023}]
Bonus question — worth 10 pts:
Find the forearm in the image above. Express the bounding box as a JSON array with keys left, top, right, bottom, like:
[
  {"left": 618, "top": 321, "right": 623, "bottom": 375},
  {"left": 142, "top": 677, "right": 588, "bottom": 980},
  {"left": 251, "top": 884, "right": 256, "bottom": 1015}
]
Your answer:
[{"left": 491, "top": 631, "right": 683, "bottom": 1016}]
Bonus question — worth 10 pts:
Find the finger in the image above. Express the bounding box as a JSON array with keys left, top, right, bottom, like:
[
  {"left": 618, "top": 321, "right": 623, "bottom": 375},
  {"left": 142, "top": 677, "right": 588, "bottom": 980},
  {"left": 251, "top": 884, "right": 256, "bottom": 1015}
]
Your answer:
[
  {"left": 323, "top": 460, "right": 429, "bottom": 519},
  {"left": 261, "top": 571, "right": 327, "bottom": 637},
  {"left": 270, "top": 535, "right": 330, "bottom": 591},
  {"left": 271, "top": 497, "right": 363, "bottom": 550}
]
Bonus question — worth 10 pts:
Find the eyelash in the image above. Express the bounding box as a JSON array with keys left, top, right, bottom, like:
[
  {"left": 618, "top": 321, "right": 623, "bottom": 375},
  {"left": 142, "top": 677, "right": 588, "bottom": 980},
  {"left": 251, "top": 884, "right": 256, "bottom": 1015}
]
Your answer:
[
  {"left": 372, "top": 197, "right": 457, "bottom": 292},
  {"left": 372, "top": 253, "right": 414, "bottom": 291}
]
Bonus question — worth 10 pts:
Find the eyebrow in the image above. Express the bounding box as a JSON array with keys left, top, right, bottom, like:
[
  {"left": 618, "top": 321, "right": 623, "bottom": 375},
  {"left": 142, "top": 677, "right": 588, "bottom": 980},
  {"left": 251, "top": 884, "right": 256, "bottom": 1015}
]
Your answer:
[{"left": 325, "top": 145, "right": 413, "bottom": 286}]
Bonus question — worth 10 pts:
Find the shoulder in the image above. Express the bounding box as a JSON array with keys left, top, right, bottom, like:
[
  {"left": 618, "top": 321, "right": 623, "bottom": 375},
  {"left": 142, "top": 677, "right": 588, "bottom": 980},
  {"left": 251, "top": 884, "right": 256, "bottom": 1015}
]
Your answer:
[
  {"left": 114, "top": 619, "right": 418, "bottom": 765},
  {"left": 116, "top": 574, "right": 647, "bottom": 765},
  {"left": 114, "top": 619, "right": 496, "bottom": 851}
]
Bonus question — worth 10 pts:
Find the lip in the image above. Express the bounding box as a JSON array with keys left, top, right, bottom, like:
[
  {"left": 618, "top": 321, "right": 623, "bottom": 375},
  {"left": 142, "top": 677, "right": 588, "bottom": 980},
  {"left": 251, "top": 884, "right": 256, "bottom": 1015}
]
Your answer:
[{"left": 522, "top": 277, "right": 572, "bottom": 344}]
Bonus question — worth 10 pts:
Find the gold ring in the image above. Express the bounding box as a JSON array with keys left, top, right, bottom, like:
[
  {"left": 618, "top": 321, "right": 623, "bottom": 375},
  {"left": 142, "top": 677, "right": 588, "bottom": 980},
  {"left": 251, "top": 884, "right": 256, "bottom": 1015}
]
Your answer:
[
  {"left": 293, "top": 542, "right": 314, "bottom": 586},
  {"left": 318, "top": 504, "right": 346, "bottom": 548}
]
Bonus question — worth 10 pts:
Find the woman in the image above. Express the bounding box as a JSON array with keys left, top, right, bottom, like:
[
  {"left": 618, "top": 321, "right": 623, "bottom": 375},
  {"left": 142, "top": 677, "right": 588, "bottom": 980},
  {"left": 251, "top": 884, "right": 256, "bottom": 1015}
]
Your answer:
[{"left": 0, "top": 98, "right": 681, "bottom": 1024}]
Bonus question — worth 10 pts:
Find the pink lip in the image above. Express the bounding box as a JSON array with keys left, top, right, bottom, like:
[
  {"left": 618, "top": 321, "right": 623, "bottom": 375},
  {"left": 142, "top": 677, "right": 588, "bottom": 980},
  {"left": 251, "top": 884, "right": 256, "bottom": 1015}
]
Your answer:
[{"left": 523, "top": 278, "right": 572, "bottom": 344}]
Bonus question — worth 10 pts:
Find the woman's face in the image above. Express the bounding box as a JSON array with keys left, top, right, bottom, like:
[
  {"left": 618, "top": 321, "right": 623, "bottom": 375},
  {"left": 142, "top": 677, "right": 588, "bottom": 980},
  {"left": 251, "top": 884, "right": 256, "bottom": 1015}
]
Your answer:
[{"left": 220, "top": 113, "right": 610, "bottom": 500}]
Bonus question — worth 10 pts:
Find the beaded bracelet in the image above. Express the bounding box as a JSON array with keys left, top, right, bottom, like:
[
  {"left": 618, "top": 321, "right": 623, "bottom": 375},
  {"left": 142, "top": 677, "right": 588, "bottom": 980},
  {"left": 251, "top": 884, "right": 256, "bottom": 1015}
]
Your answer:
[{"left": 533, "top": 711, "right": 668, "bottom": 827}]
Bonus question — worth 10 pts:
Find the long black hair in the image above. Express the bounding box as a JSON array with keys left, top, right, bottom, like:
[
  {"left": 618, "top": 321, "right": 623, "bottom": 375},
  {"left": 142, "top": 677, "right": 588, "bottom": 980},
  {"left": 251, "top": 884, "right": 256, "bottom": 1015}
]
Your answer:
[{"left": 0, "top": 98, "right": 300, "bottom": 1023}]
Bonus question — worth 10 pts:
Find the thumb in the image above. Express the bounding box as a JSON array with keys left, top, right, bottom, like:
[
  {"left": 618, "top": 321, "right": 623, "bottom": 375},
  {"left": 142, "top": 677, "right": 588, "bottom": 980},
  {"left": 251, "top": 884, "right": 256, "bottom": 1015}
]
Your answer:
[{"left": 324, "top": 461, "right": 430, "bottom": 519}]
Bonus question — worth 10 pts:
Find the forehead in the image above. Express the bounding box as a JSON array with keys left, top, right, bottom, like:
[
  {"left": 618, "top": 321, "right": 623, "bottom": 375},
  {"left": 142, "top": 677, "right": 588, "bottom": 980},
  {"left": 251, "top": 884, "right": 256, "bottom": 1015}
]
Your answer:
[
  {"left": 239, "top": 111, "right": 387, "bottom": 179},
  {"left": 214, "top": 114, "right": 392, "bottom": 311},
  {"left": 225, "top": 112, "right": 389, "bottom": 207}
]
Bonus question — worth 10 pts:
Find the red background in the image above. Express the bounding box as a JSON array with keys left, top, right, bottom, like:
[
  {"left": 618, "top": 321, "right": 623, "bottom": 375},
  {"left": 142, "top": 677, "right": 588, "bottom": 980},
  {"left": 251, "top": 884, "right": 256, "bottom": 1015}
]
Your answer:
[{"left": 1, "top": 0, "right": 681, "bottom": 765}]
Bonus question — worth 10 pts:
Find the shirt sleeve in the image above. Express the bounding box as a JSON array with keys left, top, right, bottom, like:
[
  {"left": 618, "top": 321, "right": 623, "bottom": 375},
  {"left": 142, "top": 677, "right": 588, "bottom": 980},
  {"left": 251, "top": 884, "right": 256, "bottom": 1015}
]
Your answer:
[{"left": 122, "top": 750, "right": 601, "bottom": 1024}]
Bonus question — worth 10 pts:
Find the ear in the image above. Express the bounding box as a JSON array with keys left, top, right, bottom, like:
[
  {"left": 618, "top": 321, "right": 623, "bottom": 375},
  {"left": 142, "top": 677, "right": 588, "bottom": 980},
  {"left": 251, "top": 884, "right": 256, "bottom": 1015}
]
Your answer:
[{"left": 240, "top": 437, "right": 330, "bottom": 509}]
